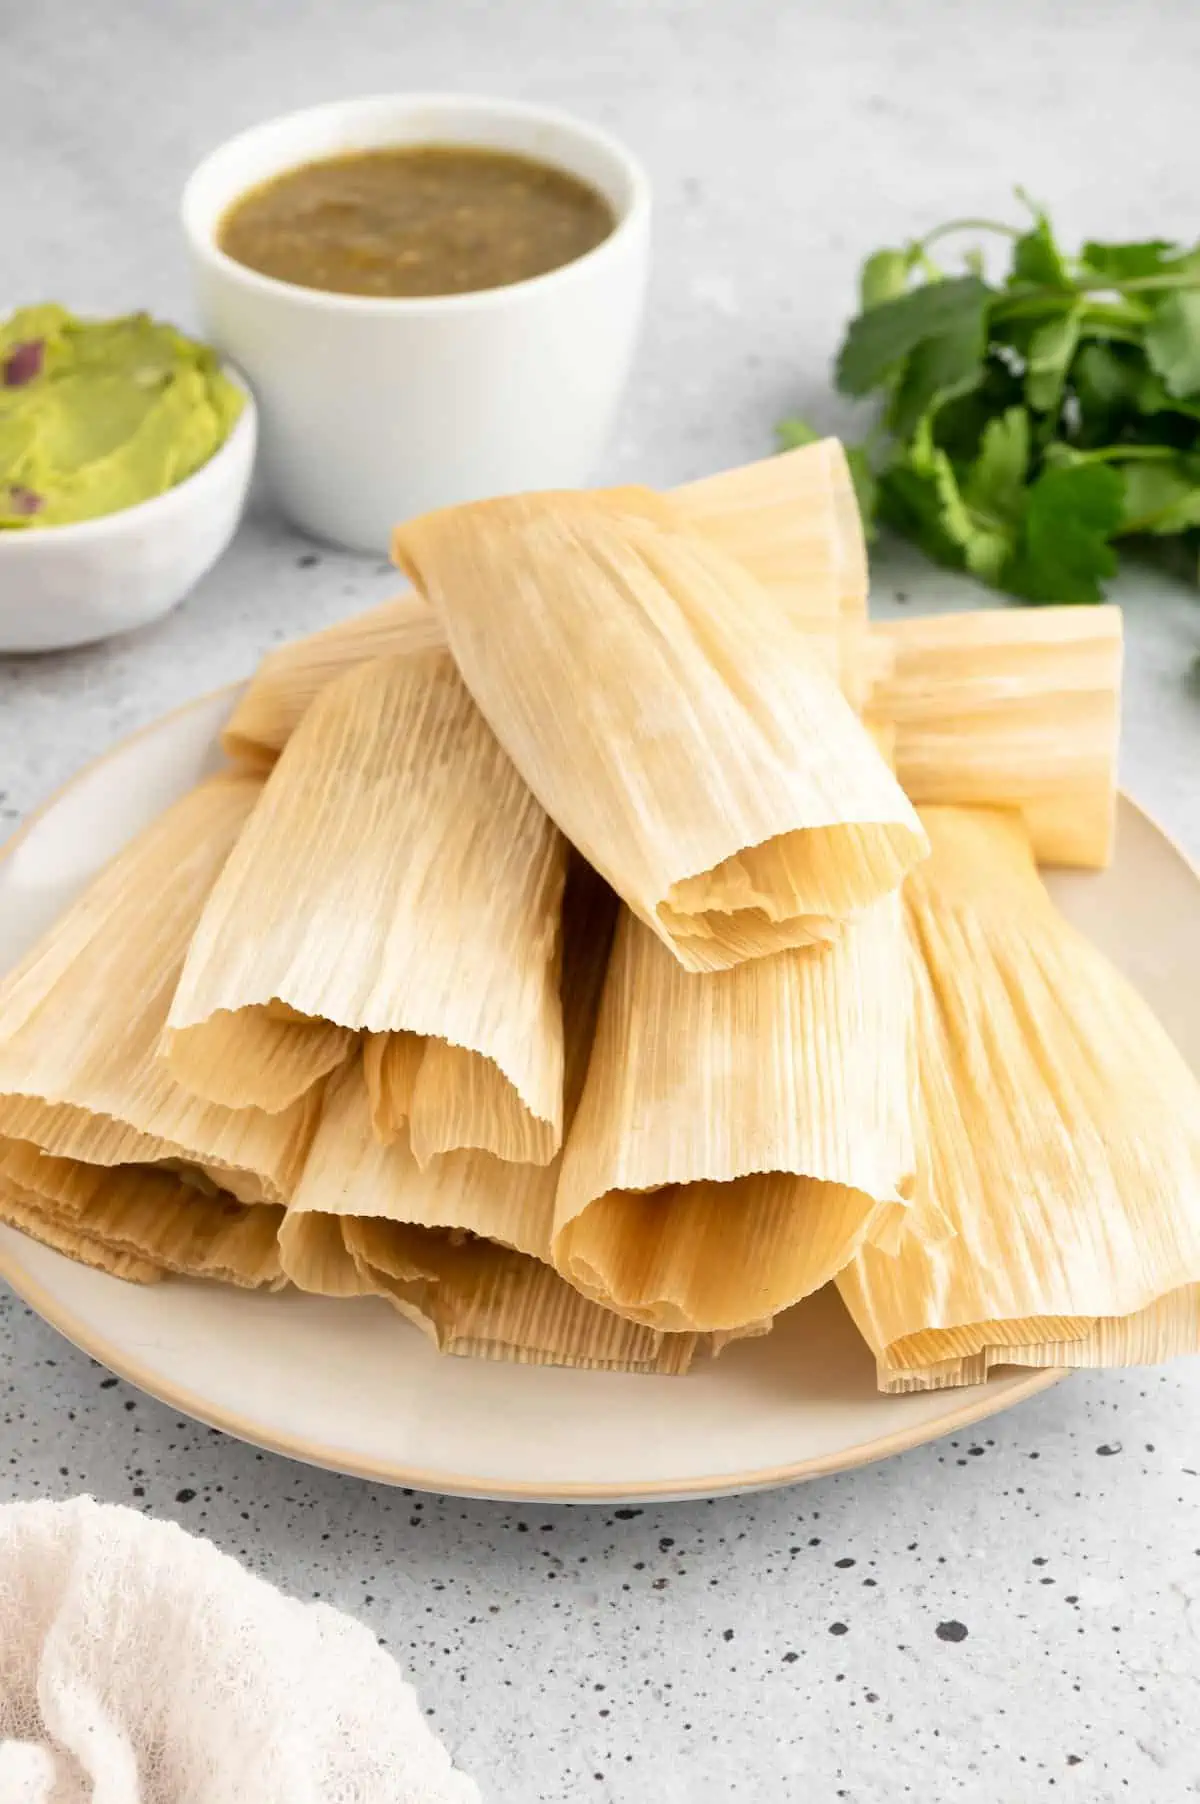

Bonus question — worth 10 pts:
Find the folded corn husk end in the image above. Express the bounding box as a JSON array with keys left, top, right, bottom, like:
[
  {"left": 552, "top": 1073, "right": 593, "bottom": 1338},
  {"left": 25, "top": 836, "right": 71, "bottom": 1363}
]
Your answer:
[
  {"left": 172, "top": 650, "right": 568, "bottom": 1160},
  {"left": 838, "top": 802, "right": 1200, "bottom": 1392},
  {"left": 0, "top": 1185, "right": 166, "bottom": 1285},
  {"left": 551, "top": 896, "right": 915, "bottom": 1333},
  {"left": 0, "top": 776, "right": 321, "bottom": 1222},
  {"left": 362, "top": 1030, "right": 561, "bottom": 1169},
  {"left": 0, "top": 1135, "right": 285, "bottom": 1290},
  {"left": 556, "top": 1175, "right": 907, "bottom": 1334},
  {"left": 673, "top": 437, "right": 866, "bottom": 696},
  {"left": 870, "top": 1284, "right": 1200, "bottom": 1392},
  {"left": 219, "top": 591, "right": 447, "bottom": 766},
  {"left": 161, "top": 1006, "right": 355, "bottom": 1115},
  {"left": 869, "top": 606, "right": 1123, "bottom": 869},
  {"left": 659, "top": 812, "right": 929, "bottom": 973},
  {"left": 396, "top": 492, "right": 927, "bottom": 976}
]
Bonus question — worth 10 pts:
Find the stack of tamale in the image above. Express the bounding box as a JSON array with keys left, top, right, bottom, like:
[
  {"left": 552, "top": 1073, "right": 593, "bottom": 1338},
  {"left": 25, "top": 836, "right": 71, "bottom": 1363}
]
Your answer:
[{"left": 2, "top": 430, "right": 1197, "bottom": 1391}]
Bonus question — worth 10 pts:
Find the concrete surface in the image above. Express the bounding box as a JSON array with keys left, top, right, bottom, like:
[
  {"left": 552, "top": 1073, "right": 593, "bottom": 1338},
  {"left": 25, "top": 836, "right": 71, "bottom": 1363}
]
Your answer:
[{"left": 2, "top": 2, "right": 1200, "bottom": 1798}]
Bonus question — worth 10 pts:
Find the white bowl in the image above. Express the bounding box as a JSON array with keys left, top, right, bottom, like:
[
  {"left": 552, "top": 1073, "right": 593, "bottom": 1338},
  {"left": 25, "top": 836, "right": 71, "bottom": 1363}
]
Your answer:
[
  {"left": 0, "top": 373, "right": 256, "bottom": 654},
  {"left": 182, "top": 94, "right": 651, "bottom": 553}
]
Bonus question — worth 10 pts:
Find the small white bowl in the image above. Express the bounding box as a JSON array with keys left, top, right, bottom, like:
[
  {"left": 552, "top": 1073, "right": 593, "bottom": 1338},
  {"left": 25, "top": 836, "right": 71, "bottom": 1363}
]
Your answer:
[
  {"left": 182, "top": 94, "right": 651, "bottom": 553},
  {"left": 0, "top": 372, "right": 256, "bottom": 654}
]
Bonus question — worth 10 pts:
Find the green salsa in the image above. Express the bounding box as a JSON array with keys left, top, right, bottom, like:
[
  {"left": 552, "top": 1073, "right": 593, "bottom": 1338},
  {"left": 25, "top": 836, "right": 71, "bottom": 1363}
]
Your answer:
[{"left": 218, "top": 145, "right": 616, "bottom": 298}]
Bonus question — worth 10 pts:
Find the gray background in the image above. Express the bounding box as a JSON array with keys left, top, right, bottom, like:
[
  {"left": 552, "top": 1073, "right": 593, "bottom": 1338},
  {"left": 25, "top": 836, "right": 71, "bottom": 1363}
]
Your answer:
[{"left": 3, "top": 2, "right": 1199, "bottom": 1798}]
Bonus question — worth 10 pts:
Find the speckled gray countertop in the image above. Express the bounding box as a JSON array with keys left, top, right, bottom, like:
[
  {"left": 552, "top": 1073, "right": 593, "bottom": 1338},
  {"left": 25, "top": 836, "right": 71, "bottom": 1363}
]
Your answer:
[{"left": 4, "top": 3, "right": 1200, "bottom": 1799}]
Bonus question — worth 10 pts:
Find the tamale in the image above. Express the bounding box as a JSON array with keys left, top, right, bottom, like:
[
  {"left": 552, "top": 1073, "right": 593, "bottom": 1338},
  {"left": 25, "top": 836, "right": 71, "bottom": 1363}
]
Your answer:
[
  {"left": 166, "top": 651, "right": 568, "bottom": 1166},
  {"left": 221, "top": 438, "right": 862, "bottom": 766},
  {"left": 280, "top": 852, "right": 615, "bottom": 1266},
  {"left": 0, "top": 1136, "right": 283, "bottom": 1288},
  {"left": 0, "top": 1188, "right": 164, "bottom": 1284},
  {"left": 282, "top": 1204, "right": 706, "bottom": 1373},
  {"left": 837, "top": 805, "right": 1200, "bottom": 1391},
  {"left": 674, "top": 436, "right": 868, "bottom": 701},
  {"left": 552, "top": 894, "right": 915, "bottom": 1332},
  {"left": 279, "top": 855, "right": 715, "bottom": 1371},
  {"left": 0, "top": 776, "right": 318, "bottom": 1239},
  {"left": 221, "top": 590, "right": 451, "bottom": 767},
  {"left": 395, "top": 492, "right": 926, "bottom": 971},
  {"left": 866, "top": 605, "right": 1123, "bottom": 867}
]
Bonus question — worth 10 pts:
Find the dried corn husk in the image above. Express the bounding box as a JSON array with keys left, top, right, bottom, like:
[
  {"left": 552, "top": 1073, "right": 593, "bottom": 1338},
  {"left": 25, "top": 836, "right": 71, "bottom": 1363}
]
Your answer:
[
  {"left": 675, "top": 437, "right": 868, "bottom": 700},
  {"left": 837, "top": 805, "right": 1200, "bottom": 1391},
  {"left": 866, "top": 606, "right": 1123, "bottom": 867},
  {"left": 221, "top": 591, "right": 446, "bottom": 766},
  {"left": 0, "top": 1136, "right": 284, "bottom": 1287},
  {"left": 351, "top": 1216, "right": 709, "bottom": 1372},
  {"left": 221, "top": 440, "right": 861, "bottom": 766},
  {"left": 0, "top": 1188, "right": 163, "bottom": 1284},
  {"left": 279, "top": 1060, "right": 711, "bottom": 1370},
  {"left": 0, "top": 777, "right": 318, "bottom": 1236},
  {"left": 395, "top": 492, "right": 926, "bottom": 972},
  {"left": 166, "top": 652, "right": 568, "bottom": 1164},
  {"left": 280, "top": 853, "right": 615, "bottom": 1267},
  {"left": 279, "top": 857, "right": 719, "bottom": 1370},
  {"left": 551, "top": 893, "right": 915, "bottom": 1331}
]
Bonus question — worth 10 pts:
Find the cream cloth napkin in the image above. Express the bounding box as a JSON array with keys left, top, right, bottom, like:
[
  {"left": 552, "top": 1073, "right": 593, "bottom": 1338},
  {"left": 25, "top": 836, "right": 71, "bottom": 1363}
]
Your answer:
[{"left": 0, "top": 1495, "right": 481, "bottom": 1803}]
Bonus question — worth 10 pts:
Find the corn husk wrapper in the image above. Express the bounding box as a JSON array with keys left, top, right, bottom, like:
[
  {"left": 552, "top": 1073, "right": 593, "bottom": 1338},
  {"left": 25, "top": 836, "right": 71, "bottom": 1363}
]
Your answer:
[
  {"left": 279, "top": 858, "right": 747, "bottom": 1371},
  {"left": 279, "top": 1080, "right": 716, "bottom": 1373},
  {"left": 0, "top": 1135, "right": 283, "bottom": 1288},
  {"left": 551, "top": 891, "right": 915, "bottom": 1332},
  {"left": 674, "top": 437, "right": 868, "bottom": 701},
  {"left": 221, "top": 590, "right": 447, "bottom": 767},
  {"left": 866, "top": 605, "right": 1123, "bottom": 868},
  {"left": 166, "top": 651, "right": 568, "bottom": 1165},
  {"left": 283, "top": 1176, "right": 761, "bottom": 1374},
  {"left": 221, "top": 440, "right": 861, "bottom": 766},
  {"left": 837, "top": 805, "right": 1200, "bottom": 1392},
  {"left": 395, "top": 492, "right": 926, "bottom": 973},
  {"left": 0, "top": 1184, "right": 163, "bottom": 1283},
  {"left": 0, "top": 777, "right": 319, "bottom": 1254}
]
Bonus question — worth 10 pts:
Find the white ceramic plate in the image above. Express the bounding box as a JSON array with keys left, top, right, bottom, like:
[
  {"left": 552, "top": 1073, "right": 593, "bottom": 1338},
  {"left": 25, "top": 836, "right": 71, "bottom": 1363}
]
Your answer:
[{"left": 2, "top": 691, "right": 1198, "bottom": 1503}]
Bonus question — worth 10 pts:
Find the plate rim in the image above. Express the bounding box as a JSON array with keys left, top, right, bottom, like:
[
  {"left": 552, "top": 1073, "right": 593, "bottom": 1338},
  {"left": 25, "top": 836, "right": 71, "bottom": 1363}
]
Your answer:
[{"left": 8, "top": 680, "right": 1185, "bottom": 1502}]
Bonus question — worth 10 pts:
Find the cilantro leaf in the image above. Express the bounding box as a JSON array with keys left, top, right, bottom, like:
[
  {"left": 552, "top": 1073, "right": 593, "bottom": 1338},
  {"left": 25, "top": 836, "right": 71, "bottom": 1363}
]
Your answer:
[
  {"left": 1004, "top": 463, "right": 1124, "bottom": 603},
  {"left": 1011, "top": 198, "right": 1073, "bottom": 288},
  {"left": 875, "top": 462, "right": 966, "bottom": 570},
  {"left": 923, "top": 408, "right": 1027, "bottom": 582},
  {"left": 1025, "top": 310, "right": 1081, "bottom": 413},
  {"left": 782, "top": 198, "right": 1200, "bottom": 617},
  {"left": 1118, "top": 458, "right": 1200, "bottom": 535},
  {"left": 1134, "top": 366, "right": 1200, "bottom": 423},
  {"left": 835, "top": 276, "right": 993, "bottom": 398},
  {"left": 1075, "top": 342, "right": 1143, "bottom": 411},
  {"left": 859, "top": 248, "right": 911, "bottom": 312},
  {"left": 1081, "top": 239, "right": 1179, "bottom": 282},
  {"left": 1144, "top": 291, "right": 1200, "bottom": 399},
  {"left": 886, "top": 314, "right": 989, "bottom": 438},
  {"left": 931, "top": 356, "right": 1025, "bottom": 465},
  {"left": 965, "top": 406, "right": 1029, "bottom": 524}
]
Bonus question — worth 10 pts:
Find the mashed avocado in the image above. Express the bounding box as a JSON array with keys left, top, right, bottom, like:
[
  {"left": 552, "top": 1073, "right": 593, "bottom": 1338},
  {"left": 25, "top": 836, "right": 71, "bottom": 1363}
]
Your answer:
[{"left": 0, "top": 304, "right": 244, "bottom": 529}]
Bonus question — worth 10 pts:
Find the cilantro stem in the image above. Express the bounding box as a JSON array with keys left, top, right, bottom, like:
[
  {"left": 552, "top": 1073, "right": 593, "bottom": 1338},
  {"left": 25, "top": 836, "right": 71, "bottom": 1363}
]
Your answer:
[
  {"left": 991, "top": 289, "right": 1151, "bottom": 330},
  {"left": 1063, "top": 443, "right": 1178, "bottom": 464},
  {"left": 918, "top": 218, "right": 1022, "bottom": 249},
  {"left": 1095, "top": 272, "right": 1200, "bottom": 294}
]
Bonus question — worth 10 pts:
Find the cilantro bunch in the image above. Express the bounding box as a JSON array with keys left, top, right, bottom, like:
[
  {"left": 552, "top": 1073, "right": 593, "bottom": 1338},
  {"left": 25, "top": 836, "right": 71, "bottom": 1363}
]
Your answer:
[{"left": 782, "top": 195, "right": 1200, "bottom": 603}]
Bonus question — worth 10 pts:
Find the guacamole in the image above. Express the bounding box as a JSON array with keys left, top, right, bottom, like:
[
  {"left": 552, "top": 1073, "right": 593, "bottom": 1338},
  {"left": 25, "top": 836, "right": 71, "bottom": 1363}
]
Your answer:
[{"left": 0, "top": 304, "right": 244, "bottom": 529}]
